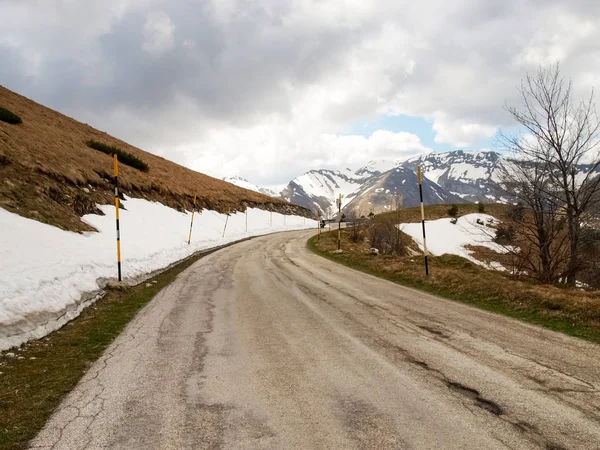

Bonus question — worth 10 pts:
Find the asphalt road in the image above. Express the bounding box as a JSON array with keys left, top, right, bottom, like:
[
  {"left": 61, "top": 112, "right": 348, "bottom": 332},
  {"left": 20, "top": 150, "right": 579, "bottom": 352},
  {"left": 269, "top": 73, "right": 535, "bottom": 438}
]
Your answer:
[{"left": 31, "top": 230, "right": 600, "bottom": 449}]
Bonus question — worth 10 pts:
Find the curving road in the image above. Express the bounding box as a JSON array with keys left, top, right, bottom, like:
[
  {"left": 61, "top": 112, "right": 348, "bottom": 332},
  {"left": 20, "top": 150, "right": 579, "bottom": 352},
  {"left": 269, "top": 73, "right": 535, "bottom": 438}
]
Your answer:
[{"left": 31, "top": 230, "right": 600, "bottom": 450}]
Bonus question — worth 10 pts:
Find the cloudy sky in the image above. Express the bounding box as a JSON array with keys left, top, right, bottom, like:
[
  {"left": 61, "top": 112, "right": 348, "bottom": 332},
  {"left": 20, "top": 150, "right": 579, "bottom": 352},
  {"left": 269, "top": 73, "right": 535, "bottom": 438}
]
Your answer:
[{"left": 1, "top": 0, "right": 599, "bottom": 188}]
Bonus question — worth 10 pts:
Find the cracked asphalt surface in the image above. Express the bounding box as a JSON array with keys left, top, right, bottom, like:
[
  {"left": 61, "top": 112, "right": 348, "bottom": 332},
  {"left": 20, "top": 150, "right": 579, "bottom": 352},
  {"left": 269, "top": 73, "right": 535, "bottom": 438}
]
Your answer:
[{"left": 30, "top": 230, "right": 600, "bottom": 449}]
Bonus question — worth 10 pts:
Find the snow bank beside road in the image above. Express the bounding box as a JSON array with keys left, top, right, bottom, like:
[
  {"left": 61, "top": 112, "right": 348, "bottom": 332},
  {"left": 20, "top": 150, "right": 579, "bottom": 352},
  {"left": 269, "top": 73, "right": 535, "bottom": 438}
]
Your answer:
[
  {"left": 0, "top": 199, "right": 316, "bottom": 350},
  {"left": 400, "top": 214, "right": 508, "bottom": 267}
]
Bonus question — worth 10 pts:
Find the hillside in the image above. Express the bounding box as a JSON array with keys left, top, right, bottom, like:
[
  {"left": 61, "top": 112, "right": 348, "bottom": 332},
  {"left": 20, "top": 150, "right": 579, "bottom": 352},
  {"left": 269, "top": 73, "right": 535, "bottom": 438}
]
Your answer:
[
  {"left": 280, "top": 163, "right": 470, "bottom": 216},
  {"left": 280, "top": 168, "right": 367, "bottom": 217},
  {"left": 344, "top": 167, "right": 468, "bottom": 215},
  {"left": 400, "top": 151, "right": 510, "bottom": 203},
  {"left": 0, "top": 87, "right": 308, "bottom": 232}
]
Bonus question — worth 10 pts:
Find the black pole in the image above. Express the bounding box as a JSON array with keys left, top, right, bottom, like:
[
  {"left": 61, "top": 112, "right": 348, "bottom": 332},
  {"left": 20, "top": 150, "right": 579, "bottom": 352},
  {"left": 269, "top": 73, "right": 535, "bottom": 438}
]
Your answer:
[{"left": 418, "top": 166, "right": 429, "bottom": 276}]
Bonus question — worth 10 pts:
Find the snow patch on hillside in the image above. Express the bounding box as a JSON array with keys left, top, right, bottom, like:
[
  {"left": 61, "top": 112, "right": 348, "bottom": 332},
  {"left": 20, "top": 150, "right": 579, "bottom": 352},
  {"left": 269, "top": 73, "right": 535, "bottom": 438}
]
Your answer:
[
  {"left": 400, "top": 214, "right": 508, "bottom": 267},
  {"left": 0, "top": 200, "right": 315, "bottom": 350}
]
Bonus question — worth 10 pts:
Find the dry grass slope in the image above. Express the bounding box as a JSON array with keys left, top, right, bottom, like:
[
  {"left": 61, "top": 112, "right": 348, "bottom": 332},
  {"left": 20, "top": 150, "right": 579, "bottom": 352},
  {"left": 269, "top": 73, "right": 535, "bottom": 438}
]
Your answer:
[{"left": 0, "top": 86, "right": 308, "bottom": 232}]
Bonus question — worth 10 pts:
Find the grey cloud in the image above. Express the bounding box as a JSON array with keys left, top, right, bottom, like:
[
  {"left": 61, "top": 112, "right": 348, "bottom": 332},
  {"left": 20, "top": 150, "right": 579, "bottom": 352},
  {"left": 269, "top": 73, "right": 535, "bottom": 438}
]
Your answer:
[{"left": 2, "top": 0, "right": 600, "bottom": 185}]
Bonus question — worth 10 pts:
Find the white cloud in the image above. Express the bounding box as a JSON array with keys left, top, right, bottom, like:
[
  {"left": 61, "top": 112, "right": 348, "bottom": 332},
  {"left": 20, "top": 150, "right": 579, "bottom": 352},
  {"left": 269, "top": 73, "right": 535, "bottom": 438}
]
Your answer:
[
  {"left": 432, "top": 114, "right": 497, "bottom": 148},
  {"left": 188, "top": 128, "right": 430, "bottom": 185}
]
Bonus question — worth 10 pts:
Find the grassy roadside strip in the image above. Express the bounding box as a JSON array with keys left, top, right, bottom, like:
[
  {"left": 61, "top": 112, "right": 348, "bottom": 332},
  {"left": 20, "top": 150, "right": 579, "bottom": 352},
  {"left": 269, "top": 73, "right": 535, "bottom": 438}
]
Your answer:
[
  {"left": 307, "top": 230, "right": 600, "bottom": 345},
  {"left": 0, "top": 240, "right": 241, "bottom": 450}
]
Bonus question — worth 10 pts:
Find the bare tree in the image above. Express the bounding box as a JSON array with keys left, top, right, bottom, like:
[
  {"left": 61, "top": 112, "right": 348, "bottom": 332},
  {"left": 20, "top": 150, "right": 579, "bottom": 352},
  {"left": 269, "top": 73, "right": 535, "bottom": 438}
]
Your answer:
[
  {"left": 502, "top": 64, "right": 600, "bottom": 284},
  {"left": 499, "top": 159, "right": 570, "bottom": 283}
]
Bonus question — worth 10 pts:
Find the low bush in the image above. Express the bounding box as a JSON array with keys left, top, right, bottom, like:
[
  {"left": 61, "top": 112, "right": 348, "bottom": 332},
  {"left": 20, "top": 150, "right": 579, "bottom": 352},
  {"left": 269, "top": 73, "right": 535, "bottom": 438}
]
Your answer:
[
  {"left": 348, "top": 223, "right": 363, "bottom": 243},
  {"left": 448, "top": 204, "right": 459, "bottom": 217},
  {"left": 495, "top": 224, "right": 516, "bottom": 244},
  {"left": 0, "top": 106, "right": 22, "bottom": 124},
  {"left": 367, "top": 219, "right": 409, "bottom": 255},
  {"left": 87, "top": 140, "right": 149, "bottom": 172},
  {"left": 478, "top": 203, "right": 485, "bottom": 213}
]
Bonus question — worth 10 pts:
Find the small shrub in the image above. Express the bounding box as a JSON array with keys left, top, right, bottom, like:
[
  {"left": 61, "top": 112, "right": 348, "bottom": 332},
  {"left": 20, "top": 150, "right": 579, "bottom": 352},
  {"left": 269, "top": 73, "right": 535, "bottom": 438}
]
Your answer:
[
  {"left": 0, "top": 107, "right": 22, "bottom": 124},
  {"left": 448, "top": 204, "right": 459, "bottom": 217},
  {"left": 476, "top": 218, "right": 484, "bottom": 226},
  {"left": 349, "top": 224, "right": 363, "bottom": 243},
  {"left": 478, "top": 203, "right": 485, "bottom": 213},
  {"left": 450, "top": 218, "right": 458, "bottom": 225},
  {"left": 495, "top": 224, "right": 516, "bottom": 244},
  {"left": 367, "top": 219, "right": 409, "bottom": 255},
  {"left": 87, "top": 140, "right": 149, "bottom": 172}
]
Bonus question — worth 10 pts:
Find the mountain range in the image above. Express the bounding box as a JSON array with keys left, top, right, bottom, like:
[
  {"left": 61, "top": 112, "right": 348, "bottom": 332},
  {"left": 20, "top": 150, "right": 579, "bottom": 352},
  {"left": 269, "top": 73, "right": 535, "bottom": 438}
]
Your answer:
[
  {"left": 225, "top": 149, "right": 600, "bottom": 217},
  {"left": 228, "top": 150, "right": 511, "bottom": 216}
]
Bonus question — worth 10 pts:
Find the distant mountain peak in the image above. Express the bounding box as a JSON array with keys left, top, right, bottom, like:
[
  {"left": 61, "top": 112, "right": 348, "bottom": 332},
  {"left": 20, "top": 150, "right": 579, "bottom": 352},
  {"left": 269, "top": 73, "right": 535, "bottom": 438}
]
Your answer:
[{"left": 222, "top": 176, "right": 278, "bottom": 197}]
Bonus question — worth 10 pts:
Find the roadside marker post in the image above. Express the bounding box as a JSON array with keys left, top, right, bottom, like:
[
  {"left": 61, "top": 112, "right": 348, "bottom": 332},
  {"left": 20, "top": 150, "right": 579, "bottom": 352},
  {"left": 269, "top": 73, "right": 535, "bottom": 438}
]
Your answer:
[
  {"left": 337, "top": 193, "right": 342, "bottom": 250},
  {"left": 245, "top": 208, "right": 248, "bottom": 233},
  {"left": 113, "top": 154, "right": 122, "bottom": 282},
  {"left": 222, "top": 208, "right": 230, "bottom": 238},
  {"left": 270, "top": 211, "right": 272, "bottom": 228},
  {"left": 417, "top": 166, "right": 429, "bottom": 276},
  {"left": 188, "top": 194, "right": 196, "bottom": 245},
  {"left": 317, "top": 211, "right": 322, "bottom": 242}
]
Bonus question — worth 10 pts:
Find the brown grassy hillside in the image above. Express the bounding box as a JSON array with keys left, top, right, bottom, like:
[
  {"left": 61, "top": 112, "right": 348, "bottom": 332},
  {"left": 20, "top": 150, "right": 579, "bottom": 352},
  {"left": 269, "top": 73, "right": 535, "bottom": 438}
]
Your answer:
[{"left": 0, "top": 87, "right": 308, "bottom": 232}]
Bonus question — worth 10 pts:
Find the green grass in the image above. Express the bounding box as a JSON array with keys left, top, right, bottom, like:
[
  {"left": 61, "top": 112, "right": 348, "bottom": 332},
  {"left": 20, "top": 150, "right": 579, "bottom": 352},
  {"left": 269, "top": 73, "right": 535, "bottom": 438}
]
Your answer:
[
  {"left": 307, "top": 230, "right": 600, "bottom": 345},
  {"left": 87, "top": 140, "right": 149, "bottom": 172},
  {"left": 0, "top": 249, "right": 212, "bottom": 450},
  {"left": 0, "top": 107, "right": 22, "bottom": 125}
]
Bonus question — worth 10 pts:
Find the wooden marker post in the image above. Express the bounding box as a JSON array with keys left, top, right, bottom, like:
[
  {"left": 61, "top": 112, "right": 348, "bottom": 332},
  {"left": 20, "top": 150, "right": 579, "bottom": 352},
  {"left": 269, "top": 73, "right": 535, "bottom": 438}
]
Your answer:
[
  {"left": 337, "top": 193, "right": 342, "bottom": 250},
  {"left": 417, "top": 166, "right": 429, "bottom": 276},
  {"left": 188, "top": 194, "right": 196, "bottom": 245},
  {"left": 113, "top": 155, "right": 122, "bottom": 281},
  {"left": 245, "top": 208, "right": 248, "bottom": 233},
  {"left": 223, "top": 208, "right": 230, "bottom": 238}
]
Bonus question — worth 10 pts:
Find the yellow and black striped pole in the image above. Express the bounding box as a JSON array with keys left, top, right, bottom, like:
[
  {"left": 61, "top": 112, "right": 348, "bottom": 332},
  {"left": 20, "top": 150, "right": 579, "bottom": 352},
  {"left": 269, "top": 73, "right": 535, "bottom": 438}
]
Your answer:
[
  {"left": 113, "top": 154, "right": 122, "bottom": 281},
  {"left": 222, "top": 208, "right": 230, "bottom": 238},
  {"left": 417, "top": 166, "right": 429, "bottom": 276},
  {"left": 188, "top": 194, "right": 196, "bottom": 245}
]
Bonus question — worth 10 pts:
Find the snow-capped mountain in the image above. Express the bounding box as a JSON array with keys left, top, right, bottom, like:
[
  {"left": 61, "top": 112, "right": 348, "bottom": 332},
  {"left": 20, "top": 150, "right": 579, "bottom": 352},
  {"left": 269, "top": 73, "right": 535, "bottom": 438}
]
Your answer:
[
  {"left": 344, "top": 167, "right": 468, "bottom": 215},
  {"left": 223, "top": 176, "right": 278, "bottom": 197},
  {"left": 399, "top": 150, "right": 510, "bottom": 203},
  {"left": 279, "top": 156, "right": 472, "bottom": 216},
  {"left": 355, "top": 159, "right": 400, "bottom": 177},
  {"left": 280, "top": 169, "right": 368, "bottom": 217}
]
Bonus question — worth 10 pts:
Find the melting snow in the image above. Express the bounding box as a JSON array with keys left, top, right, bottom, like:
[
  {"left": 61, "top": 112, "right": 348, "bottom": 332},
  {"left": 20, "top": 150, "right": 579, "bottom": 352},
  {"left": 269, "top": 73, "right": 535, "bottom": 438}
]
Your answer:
[
  {"left": 0, "top": 200, "right": 316, "bottom": 350},
  {"left": 400, "top": 214, "right": 508, "bottom": 268}
]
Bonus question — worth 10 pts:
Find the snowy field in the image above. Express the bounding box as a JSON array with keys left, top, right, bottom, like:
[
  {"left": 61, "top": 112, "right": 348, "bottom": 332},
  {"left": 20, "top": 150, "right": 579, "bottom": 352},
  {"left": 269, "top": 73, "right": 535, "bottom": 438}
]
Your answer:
[
  {"left": 0, "top": 199, "right": 316, "bottom": 350},
  {"left": 400, "top": 214, "right": 509, "bottom": 269}
]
